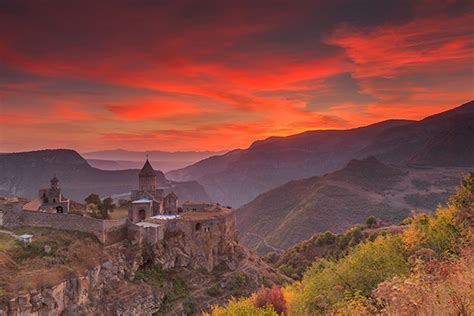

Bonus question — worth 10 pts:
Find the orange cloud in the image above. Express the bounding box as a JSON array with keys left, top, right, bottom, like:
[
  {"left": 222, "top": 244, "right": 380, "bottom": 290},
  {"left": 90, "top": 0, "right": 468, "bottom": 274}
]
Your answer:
[{"left": 1, "top": 1, "right": 473, "bottom": 152}]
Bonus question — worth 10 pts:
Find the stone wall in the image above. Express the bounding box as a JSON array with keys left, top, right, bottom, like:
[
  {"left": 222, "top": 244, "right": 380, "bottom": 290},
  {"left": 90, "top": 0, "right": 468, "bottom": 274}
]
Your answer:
[
  {"left": 2, "top": 204, "right": 127, "bottom": 245},
  {"left": 102, "top": 219, "right": 128, "bottom": 245}
]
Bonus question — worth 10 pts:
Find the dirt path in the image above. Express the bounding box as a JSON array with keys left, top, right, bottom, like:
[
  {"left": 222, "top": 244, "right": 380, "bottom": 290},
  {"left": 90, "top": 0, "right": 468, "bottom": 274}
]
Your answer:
[
  {"left": 0, "top": 229, "right": 19, "bottom": 240},
  {"left": 244, "top": 232, "right": 284, "bottom": 253}
]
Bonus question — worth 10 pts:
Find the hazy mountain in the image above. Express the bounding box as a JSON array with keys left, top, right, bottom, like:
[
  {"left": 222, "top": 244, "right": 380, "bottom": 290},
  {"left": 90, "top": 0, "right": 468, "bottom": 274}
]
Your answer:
[
  {"left": 236, "top": 157, "right": 470, "bottom": 254},
  {"left": 82, "top": 149, "right": 228, "bottom": 172},
  {"left": 86, "top": 159, "right": 198, "bottom": 172},
  {"left": 0, "top": 149, "right": 210, "bottom": 203},
  {"left": 358, "top": 101, "right": 474, "bottom": 166},
  {"left": 167, "top": 101, "right": 474, "bottom": 207}
]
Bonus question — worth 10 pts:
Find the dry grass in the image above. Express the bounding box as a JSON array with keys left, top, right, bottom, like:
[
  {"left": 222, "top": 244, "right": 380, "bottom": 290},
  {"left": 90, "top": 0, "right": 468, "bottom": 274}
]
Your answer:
[
  {"left": 374, "top": 250, "right": 474, "bottom": 315},
  {"left": 180, "top": 207, "right": 232, "bottom": 221},
  {"left": 0, "top": 227, "right": 104, "bottom": 296},
  {"left": 110, "top": 206, "right": 129, "bottom": 219}
]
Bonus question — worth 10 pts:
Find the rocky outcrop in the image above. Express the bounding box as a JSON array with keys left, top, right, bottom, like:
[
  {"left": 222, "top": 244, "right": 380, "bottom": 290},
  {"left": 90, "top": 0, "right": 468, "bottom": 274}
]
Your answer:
[
  {"left": 0, "top": 212, "right": 242, "bottom": 315},
  {"left": 0, "top": 246, "right": 164, "bottom": 315}
]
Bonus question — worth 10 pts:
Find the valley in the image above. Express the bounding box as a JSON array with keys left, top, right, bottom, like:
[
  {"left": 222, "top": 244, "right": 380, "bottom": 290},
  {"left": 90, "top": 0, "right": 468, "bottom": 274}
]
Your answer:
[{"left": 237, "top": 159, "right": 470, "bottom": 254}]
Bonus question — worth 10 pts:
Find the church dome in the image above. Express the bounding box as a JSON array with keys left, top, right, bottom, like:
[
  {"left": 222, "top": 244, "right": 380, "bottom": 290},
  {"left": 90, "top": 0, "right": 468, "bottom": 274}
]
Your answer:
[{"left": 139, "top": 159, "right": 156, "bottom": 177}]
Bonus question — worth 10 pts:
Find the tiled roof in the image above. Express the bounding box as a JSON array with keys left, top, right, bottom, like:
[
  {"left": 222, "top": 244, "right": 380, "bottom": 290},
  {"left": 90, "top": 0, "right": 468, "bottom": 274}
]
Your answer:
[{"left": 139, "top": 159, "right": 156, "bottom": 177}]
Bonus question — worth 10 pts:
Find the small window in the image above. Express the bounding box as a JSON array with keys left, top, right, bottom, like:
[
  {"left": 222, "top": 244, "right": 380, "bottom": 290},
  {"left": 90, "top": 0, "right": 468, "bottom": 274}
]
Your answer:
[
  {"left": 138, "top": 209, "right": 146, "bottom": 221},
  {"left": 195, "top": 223, "right": 202, "bottom": 231}
]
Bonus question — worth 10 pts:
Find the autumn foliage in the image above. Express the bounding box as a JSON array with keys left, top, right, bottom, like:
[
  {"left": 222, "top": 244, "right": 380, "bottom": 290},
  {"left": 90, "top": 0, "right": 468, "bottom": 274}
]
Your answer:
[
  {"left": 254, "top": 286, "right": 287, "bottom": 315},
  {"left": 209, "top": 172, "right": 474, "bottom": 315}
]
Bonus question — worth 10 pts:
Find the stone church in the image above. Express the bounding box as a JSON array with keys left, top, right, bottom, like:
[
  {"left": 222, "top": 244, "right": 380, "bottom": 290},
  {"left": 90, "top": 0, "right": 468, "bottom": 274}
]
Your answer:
[
  {"left": 128, "top": 159, "right": 178, "bottom": 223},
  {"left": 37, "top": 176, "right": 70, "bottom": 213}
]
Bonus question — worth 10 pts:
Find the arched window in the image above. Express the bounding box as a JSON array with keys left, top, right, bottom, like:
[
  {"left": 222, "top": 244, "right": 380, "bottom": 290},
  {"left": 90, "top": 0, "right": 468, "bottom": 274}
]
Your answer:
[
  {"left": 56, "top": 206, "right": 64, "bottom": 213},
  {"left": 195, "top": 223, "right": 202, "bottom": 231},
  {"left": 53, "top": 198, "right": 56, "bottom": 203}
]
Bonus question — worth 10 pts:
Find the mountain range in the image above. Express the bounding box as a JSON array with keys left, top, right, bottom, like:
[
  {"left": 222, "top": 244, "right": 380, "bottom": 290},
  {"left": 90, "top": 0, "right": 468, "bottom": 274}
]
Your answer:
[
  {"left": 0, "top": 149, "right": 210, "bottom": 203},
  {"left": 82, "top": 149, "right": 228, "bottom": 172},
  {"left": 167, "top": 101, "right": 474, "bottom": 207},
  {"left": 236, "top": 156, "right": 470, "bottom": 254}
]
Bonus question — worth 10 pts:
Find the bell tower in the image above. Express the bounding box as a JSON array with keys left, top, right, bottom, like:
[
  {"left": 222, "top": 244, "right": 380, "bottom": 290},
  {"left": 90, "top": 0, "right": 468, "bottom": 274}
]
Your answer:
[
  {"left": 50, "top": 175, "right": 59, "bottom": 190},
  {"left": 139, "top": 159, "right": 157, "bottom": 192}
]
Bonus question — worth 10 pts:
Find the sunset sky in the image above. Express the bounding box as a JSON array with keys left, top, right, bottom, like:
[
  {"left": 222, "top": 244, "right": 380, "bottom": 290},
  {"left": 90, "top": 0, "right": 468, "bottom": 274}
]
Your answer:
[{"left": 0, "top": 0, "right": 473, "bottom": 152}]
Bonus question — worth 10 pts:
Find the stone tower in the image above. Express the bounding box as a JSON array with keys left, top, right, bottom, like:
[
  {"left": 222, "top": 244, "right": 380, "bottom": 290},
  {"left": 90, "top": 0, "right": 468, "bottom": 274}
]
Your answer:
[
  {"left": 139, "top": 159, "right": 157, "bottom": 192},
  {"left": 50, "top": 175, "right": 59, "bottom": 190}
]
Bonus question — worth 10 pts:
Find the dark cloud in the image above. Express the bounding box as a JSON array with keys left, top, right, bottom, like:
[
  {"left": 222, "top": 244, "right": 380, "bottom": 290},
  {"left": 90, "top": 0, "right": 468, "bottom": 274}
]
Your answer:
[{"left": 0, "top": 0, "right": 472, "bottom": 151}]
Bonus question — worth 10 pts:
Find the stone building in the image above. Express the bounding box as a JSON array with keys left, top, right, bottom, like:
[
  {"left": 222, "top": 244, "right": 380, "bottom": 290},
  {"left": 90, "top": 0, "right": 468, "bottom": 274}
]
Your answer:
[
  {"left": 36, "top": 176, "right": 70, "bottom": 213},
  {"left": 163, "top": 192, "right": 178, "bottom": 214},
  {"left": 128, "top": 159, "right": 179, "bottom": 223}
]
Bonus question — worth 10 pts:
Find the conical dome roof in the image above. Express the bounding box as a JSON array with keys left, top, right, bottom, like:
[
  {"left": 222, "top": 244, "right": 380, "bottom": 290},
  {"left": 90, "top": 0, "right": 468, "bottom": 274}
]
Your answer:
[
  {"left": 51, "top": 175, "right": 59, "bottom": 183},
  {"left": 139, "top": 159, "right": 156, "bottom": 177}
]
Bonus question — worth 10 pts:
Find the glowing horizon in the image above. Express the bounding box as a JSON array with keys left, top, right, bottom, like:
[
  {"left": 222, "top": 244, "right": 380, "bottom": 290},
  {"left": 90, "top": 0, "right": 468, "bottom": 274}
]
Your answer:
[{"left": 1, "top": 0, "right": 473, "bottom": 152}]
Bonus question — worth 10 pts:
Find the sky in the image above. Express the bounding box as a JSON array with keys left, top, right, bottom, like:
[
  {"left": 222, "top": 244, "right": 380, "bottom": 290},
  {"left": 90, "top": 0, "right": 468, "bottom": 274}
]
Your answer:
[{"left": 0, "top": 0, "right": 473, "bottom": 152}]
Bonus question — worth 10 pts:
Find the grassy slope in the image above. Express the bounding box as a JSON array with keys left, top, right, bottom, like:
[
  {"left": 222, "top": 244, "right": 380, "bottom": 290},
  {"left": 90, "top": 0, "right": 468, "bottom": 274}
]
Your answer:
[{"left": 0, "top": 227, "right": 104, "bottom": 296}]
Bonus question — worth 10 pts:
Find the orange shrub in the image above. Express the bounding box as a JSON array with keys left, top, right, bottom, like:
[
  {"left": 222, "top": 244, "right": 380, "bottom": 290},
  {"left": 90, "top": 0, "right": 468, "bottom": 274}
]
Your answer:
[{"left": 254, "top": 285, "right": 287, "bottom": 315}]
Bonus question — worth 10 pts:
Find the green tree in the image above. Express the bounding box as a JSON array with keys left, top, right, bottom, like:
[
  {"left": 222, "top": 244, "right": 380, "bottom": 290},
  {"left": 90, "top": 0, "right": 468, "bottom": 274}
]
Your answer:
[
  {"left": 100, "top": 197, "right": 116, "bottom": 219},
  {"left": 448, "top": 171, "right": 474, "bottom": 209},
  {"left": 292, "top": 235, "right": 409, "bottom": 314},
  {"left": 85, "top": 193, "right": 101, "bottom": 206},
  {"left": 366, "top": 216, "right": 378, "bottom": 228},
  {"left": 84, "top": 194, "right": 115, "bottom": 219}
]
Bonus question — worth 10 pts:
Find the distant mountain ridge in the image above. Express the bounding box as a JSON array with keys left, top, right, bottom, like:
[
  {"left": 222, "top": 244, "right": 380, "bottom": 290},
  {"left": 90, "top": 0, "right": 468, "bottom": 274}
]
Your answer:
[
  {"left": 236, "top": 157, "right": 470, "bottom": 254},
  {"left": 167, "top": 101, "right": 474, "bottom": 207},
  {"left": 82, "top": 149, "right": 228, "bottom": 172},
  {"left": 0, "top": 149, "right": 210, "bottom": 203}
]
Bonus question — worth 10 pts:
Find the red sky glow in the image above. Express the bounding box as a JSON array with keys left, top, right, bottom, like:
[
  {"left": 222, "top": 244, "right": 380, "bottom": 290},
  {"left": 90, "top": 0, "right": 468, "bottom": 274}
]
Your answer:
[{"left": 0, "top": 0, "right": 473, "bottom": 152}]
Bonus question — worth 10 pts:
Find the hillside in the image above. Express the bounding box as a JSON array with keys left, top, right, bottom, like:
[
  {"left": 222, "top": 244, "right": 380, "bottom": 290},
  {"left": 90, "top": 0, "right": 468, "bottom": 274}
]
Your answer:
[
  {"left": 167, "top": 120, "right": 414, "bottom": 207},
  {"left": 0, "top": 149, "right": 210, "bottom": 202},
  {"left": 236, "top": 157, "right": 470, "bottom": 254},
  {"left": 209, "top": 172, "right": 474, "bottom": 315},
  {"left": 167, "top": 101, "right": 474, "bottom": 207},
  {"left": 264, "top": 224, "right": 406, "bottom": 280},
  {"left": 359, "top": 101, "right": 474, "bottom": 166}
]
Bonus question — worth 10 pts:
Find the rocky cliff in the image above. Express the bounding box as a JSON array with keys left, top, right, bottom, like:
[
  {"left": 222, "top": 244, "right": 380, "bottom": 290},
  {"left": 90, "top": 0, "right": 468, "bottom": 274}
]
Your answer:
[
  {"left": 0, "top": 245, "right": 164, "bottom": 315},
  {"left": 0, "top": 215, "right": 285, "bottom": 315}
]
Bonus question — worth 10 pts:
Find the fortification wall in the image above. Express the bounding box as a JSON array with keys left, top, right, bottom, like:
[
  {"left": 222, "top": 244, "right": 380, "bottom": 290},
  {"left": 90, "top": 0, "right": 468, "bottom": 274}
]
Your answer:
[
  {"left": 2, "top": 204, "right": 127, "bottom": 245},
  {"left": 102, "top": 219, "right": 128, "bottom": 245}
]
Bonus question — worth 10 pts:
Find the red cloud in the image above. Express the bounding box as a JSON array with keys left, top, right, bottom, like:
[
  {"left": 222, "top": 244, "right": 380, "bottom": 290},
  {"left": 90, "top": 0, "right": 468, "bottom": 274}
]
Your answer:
[
  {"left": 1, "top": 1, "right": 473, "bottom": 152},
  {"left": 325, "top": 13, "right": 474, "bottom": 79}
]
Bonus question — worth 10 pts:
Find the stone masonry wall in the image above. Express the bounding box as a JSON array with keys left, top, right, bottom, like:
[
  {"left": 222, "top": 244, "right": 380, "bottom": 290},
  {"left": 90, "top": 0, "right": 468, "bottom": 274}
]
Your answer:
[{"left": 2, "top": 204, "right": 127, "bottom": 245}]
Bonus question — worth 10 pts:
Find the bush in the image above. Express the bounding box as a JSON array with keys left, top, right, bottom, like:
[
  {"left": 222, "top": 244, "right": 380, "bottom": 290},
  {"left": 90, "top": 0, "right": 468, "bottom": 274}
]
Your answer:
[
  {"left": 448, "top": 171, "right": 474, "bottom": 209},
  {"left": 134, "top": 265, "right": 165, "bottom": 287},
  {"left": 322, "top": 231, "right": 336, "bottom": 244},
  {"left": 254, "top": 286, "right": 287, "bottom": 315},
  {"left": 227, "top": 272, "right": 248, "bottom": 290},
  {"left": 374, "top": 254, "right": 474, "bottom": 315},
  {"left": 402, "top": 205, "right": 464, "bottom": 255},
  {"left": 291, "top": 235, "right": 409, "bottom": 314},
  {"left": 205, "top": 297, "right": 278, "bottom": 316},
  {"left": 366, "top": 216, "right": 377, "bottom": 228},
  {"left": 206, "top": 284, "right": 223, "bottom": 297}
]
